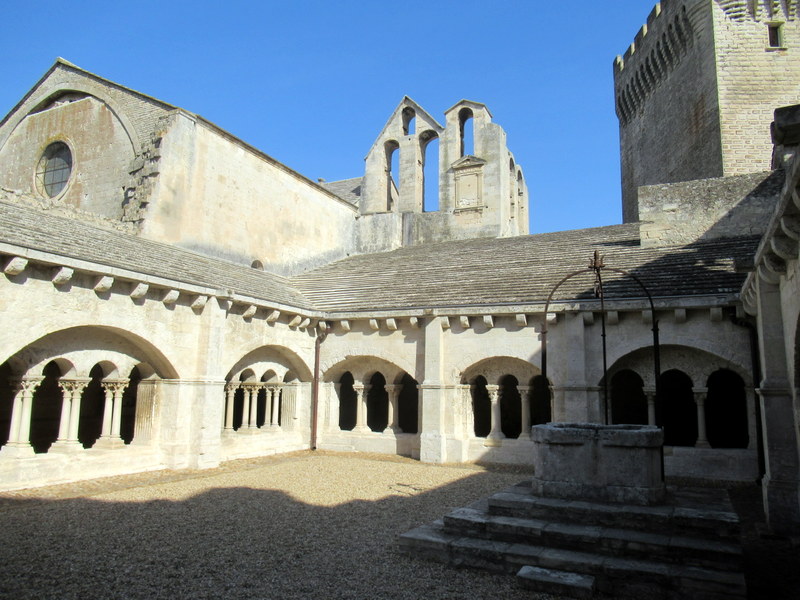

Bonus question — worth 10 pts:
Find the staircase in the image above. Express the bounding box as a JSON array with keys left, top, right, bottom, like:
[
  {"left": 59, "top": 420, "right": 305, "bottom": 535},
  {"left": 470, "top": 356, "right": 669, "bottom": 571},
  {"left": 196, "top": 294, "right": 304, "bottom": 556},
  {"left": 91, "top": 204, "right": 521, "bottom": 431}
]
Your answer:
[{"left": 399, "top": 481, "right": 746, "bottom": 599}]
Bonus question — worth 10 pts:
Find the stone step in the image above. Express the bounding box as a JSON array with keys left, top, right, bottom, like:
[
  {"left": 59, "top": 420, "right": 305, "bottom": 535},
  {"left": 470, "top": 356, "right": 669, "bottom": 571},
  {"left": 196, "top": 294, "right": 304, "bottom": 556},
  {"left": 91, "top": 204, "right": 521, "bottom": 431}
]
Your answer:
[
  {"left": 488, "top": 487, "right": 741, "bottom": 540},
  {"left": 399, "top": 524, "right": 746, "bottom": 600},
  {"left": 516, "top": 565, "right": 595, "bottom": 599},
  {"left": 442, "top": 507, "right": 742, "bottom": 571}
]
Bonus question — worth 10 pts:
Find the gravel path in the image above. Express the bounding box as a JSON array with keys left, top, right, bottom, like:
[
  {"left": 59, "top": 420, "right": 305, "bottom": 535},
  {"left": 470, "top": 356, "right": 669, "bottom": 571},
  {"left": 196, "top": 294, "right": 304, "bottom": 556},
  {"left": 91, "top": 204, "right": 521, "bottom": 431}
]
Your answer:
[{"left": 0, "top": 451, "right": 562, "bottom": 600}]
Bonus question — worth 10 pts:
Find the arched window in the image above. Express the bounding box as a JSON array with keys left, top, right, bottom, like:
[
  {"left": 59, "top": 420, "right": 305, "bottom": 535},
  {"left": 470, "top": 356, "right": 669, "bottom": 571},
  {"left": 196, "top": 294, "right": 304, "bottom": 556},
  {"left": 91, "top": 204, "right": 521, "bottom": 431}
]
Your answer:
[
  {"left": 499, "top": 374, "right": 521, "bottom": 438},
  {"left": 422, "top": 132, "right": 439, "bottom": 212},
  {"left": 366, "top": 372, "right": 388, "bottom": 432},
  {"left": 472, "top": 376, "right": 491, "bottom": 437},
  {"left": 397, "top": 373, "right": 418, "bottom": 434},
  {"left": 338, "top": 372, "right": 357, "bottom": 431},
  {"left": 385, "top": 140, "right": 400, "bottom": 211},
  {"left": 531, "top": 375, "right": 552, "bottom": 425},
  {"left": 657, "top": 369, "right": 696, "bottom": 446},
  {"left": 705, "top": 369, "right": 748, "bottom": 448},
  {"left": 459, "top": 108, "right": 474, "bottom": 157},
  {"left": 402, "top": 107, "right": 416, "bottom": 135},
  {"left": 35, "top": 141, "right": 72, "bottom": 198},
  {"left": 610, "top": 369, "right": 647, "bottom": 425}
]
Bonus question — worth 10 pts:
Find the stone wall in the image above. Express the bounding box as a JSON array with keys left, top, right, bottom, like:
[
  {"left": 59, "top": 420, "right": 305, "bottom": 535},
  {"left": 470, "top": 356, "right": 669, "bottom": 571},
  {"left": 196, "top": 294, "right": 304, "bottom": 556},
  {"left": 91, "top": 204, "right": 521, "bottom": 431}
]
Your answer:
[{"left": 638, "top": 170, "right": 782, "bottom": 246}]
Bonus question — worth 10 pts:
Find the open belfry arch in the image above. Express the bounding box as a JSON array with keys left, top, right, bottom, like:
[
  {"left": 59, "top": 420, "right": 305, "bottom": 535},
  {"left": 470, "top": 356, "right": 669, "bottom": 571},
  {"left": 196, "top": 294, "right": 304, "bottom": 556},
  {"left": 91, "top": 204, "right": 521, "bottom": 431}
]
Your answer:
[{"left": 1, "top": 5, "right": 800, "bottom": 536}]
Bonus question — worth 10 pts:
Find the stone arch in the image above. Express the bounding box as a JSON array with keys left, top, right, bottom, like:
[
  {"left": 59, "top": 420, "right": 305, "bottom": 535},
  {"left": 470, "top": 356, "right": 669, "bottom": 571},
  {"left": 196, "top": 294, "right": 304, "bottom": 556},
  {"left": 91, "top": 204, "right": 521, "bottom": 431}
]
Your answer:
[
  {"left": 460, "top": 356, "right": 538, "bottom": 386},
  {"left": 459, "top": 107, "right": 474, "bottom": 156},
  {"left": 421, "top": 130, "right": 440, "bottom": 212},
  {"left": 397, "top": 373, "right": 419, "bottom": 434},
  {"left": 607, "top": 344, "right": 750, "bottom": 389},
  {"left": 499, "top": 374, "right": 521, "bottom": 438},
  {"left": 402, "top": 106, "right": 416, "bottom": 135},
  {"left": 366, "top": 371, "right": 388, "bottom": 432},
  {"left": 385, "top": 139, "right": 400, "bottom": 210},
  {"left": 338, "top": 371, "right": 357, "bottom": 431},
  {"left": 226, "top": 345, "right": 312, "bottom": 383},
  {"left": 472, "top": 375, "right": 491, "bottom": 437},
  {"left": 323, "top": 355, "right": 404, "bottom": 385},
  {"left": 0, "top": 84, "right": 142, "bottom": 153}
]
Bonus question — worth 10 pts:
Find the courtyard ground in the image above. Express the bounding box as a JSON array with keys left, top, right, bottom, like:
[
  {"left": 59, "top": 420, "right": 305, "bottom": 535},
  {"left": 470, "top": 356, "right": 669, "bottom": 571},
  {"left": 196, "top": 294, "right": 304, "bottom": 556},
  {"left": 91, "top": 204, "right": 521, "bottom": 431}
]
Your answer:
[{"left": 0, "top": 451, "right": 797, "bottom": 599}]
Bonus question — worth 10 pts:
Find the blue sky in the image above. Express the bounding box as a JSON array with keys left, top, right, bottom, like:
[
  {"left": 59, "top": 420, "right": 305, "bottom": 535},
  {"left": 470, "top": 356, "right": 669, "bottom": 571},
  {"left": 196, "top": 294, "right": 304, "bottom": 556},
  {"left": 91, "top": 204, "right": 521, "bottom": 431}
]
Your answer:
[{"left": 1, "top": 1, "right": 655, "bottom": 233}]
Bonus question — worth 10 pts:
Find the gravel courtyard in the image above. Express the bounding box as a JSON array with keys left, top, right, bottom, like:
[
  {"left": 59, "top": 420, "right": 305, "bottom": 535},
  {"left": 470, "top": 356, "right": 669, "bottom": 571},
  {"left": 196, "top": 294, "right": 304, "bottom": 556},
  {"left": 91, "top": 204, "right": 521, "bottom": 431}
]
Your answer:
[{"left": 0, "top": 451, "right": 559, "bottom": 600}]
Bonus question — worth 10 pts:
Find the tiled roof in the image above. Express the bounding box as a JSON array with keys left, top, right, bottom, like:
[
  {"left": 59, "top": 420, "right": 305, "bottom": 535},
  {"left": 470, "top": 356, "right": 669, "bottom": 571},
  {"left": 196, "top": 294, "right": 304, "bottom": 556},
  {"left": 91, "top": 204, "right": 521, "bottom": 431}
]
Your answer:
[
  {"left": 0, "top": 200, "right": 757, "bottom": 315},
  {"left": 0, "top": 200, "right": 311, "bottom": 309},
  {"left": 319, "top": 178, "right": 362, "bottom": 207},
  {"left": 292, "top": 225, "right": 757, "bottom": 311}
]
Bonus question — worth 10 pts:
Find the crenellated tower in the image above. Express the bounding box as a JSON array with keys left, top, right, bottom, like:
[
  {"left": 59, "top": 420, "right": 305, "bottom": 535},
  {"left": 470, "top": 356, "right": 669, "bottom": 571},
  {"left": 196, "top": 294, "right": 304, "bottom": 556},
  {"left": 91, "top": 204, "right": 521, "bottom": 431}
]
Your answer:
[{"left": 614, "top": 0, "right": 800, "bottom": 222}]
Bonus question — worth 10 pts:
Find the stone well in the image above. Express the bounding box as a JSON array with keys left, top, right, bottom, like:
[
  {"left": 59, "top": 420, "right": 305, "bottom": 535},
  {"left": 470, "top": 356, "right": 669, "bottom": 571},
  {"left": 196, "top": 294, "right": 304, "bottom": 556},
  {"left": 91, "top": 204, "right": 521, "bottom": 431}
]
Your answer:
[{"left": 531, "top": 423, "right": 665, "bottom": 506}]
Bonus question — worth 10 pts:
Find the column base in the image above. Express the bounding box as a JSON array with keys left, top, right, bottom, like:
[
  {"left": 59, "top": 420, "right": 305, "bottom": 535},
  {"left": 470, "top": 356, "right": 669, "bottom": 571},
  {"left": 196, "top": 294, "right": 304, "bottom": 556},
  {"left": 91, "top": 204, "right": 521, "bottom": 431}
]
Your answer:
[
  {"left": 353, "top": 425, "right": 372, "bottom": 433},
  {"left": 382, "top": 427, "right": 401, "bottom": 435},
  {"left": 50, "top": 440, "right": 84, "bottom": 452},
  {"left": 484, "top": 433, "right": 505, "bottom": 447},
  {"left": 0, "top": 443, "right": 36, "bottom": 457},
  {"left": 92, "top": 437, "right": 127, "bottom": 450},
  {"left": 694, "top": 440, "right": 711, "bottom": 449}
]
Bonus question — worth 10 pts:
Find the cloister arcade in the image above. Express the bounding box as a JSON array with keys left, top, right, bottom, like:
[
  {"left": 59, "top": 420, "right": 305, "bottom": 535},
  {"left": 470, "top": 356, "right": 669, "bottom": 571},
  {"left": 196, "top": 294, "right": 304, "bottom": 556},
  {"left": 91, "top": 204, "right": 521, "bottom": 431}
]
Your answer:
[
  {"left": 0, "top": 327, "right": 170, "bottom": 457},
  {"left": 605, "top": 345, "right": 754, "bottom": 450}
]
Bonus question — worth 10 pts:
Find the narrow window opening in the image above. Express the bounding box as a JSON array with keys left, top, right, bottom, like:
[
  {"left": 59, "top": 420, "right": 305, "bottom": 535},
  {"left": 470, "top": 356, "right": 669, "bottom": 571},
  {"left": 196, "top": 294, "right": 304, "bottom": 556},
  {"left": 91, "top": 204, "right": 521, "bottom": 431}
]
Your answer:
[
  {"left": 385, "top": 141, "right": 400, "bottom": 211},
  {"left": 402, "top": 107, "right": 416, "bottom": 135},
  {"left": 459, "top": 107, "right": 474, "bottom": 157},
  {"left": 422, "top": 133, "right": 439, "bottom": 212},
  {"left": 768, "top": 23, "right": 783, "bottom": 48}
]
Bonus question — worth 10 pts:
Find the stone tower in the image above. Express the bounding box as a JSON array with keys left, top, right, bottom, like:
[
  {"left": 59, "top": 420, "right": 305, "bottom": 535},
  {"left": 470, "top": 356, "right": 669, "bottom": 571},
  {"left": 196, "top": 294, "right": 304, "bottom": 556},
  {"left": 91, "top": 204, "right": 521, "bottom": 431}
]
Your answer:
[{"left": 614, "top": 0, "right": 800, "bottom": 222}]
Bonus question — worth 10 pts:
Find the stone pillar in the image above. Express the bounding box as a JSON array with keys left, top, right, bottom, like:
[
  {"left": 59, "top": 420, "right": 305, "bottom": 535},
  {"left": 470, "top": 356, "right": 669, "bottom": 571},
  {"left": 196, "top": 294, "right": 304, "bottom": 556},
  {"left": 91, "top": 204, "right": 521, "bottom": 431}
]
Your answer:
[
  {"left": 644, "top": 386, "right": 657, "bottom": 426},
  {"left": 55, "top": 378, "right": 91, "bottom": 449},
  {"left": 95, "top": 379, "right": 128, "bottom": 448},
  {"left": 330, "top": 383, "right": 341, "bottom": 432},
  {"left": 2, "top": 377, "right": 42, "bottom": 455},
  {"left": 249, "top": 386, "right": 260, "bottom": 429},
  {"left": 420, "top": 317, "right": 448, "bottom": 463},
  {"left": 559, "top": 312, "right": 600, "bottom": 422},
  {"left": 485, "top": 384, "right": 505, "bottom": 446},
  {"left": 353, "top": 383, "right": 370, "bottom": 432},
  {"left": 694, "top": 387, "right": 710, "bottom": 448},
  {"left": 518, "top": 385, "right": 531, "bottom": 440},
  {"left": 132, "top": 379, "right": 159, "bottom": 443},
  {"left": 755, "top": 276, "right": 800, "bottom": 534},
  {"left": 224, "top": 384, "right": 237, "bottom": 431},
  {"left": 270, "top": 386, "right": 281, "bottom": 428},
  {"left": 383, "top": 384, "right": 401, "bottom": 434},
  {"left": 240, "top": 385, "right": 253, "bottom": 430}
]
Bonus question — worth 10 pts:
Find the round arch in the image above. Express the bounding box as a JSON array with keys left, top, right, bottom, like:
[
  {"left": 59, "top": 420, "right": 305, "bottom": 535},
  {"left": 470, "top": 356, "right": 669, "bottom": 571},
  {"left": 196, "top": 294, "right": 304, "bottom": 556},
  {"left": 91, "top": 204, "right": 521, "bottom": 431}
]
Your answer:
[
  {"left": 460, "top": 356, "right": 539, "bottom": 386},
  {"left": 1, "top": 325, "right": 179, "bottom": 380},
  {"left": 226, "top": 345, "right": 312, "bottom": 383},
  {"left": 323, "top": 355, "right": 407, "bottom": 384}
]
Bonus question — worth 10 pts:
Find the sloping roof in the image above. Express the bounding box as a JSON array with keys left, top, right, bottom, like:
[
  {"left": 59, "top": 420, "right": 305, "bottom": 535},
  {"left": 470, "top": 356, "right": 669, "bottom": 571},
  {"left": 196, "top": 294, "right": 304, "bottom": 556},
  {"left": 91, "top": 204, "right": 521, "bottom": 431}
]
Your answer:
[
  {"left": 292, "top": 224, "right": 758, "bottom": 312},
  {"left": 0, "top": 200, "right": 311, "bottom": 309},
  {"left": 0, "top": 200, "right": 757, "bottom": 315},
  {"left": 319, "top": 177, "right": 362, "bottom": 207}
]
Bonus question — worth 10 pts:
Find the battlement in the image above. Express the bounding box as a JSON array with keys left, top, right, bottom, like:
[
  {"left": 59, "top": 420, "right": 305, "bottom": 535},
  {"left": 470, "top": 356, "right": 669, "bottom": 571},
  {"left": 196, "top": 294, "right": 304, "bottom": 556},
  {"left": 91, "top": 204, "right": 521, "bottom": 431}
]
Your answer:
[{"left": 613, "top": 2, "right": 696, "bottom": 125}]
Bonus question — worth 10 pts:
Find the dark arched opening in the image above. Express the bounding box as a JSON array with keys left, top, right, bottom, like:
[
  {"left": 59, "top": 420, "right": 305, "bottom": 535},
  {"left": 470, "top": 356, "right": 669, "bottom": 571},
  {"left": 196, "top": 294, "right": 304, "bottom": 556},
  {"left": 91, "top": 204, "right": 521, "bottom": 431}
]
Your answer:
[
  {"left": 77, "top": 364, "right": 105, "bottom": 448},
  {"left": 385, "top": 140, "right": 400, "bottom": 211},
  {"left": 658, "top": 369, "right": 696, "bottom": 446},
  {"left": 499, "top": 374, "right": 521, "bottom": 438},
  {"left": 120, "top": 366, "right": 141, "bottom": 444},
  {"left": 610, "top": 369, "right": 647, "bottom": 425},
  {"left": 232, "top": 387, "right": 244, "bottom": 430},
  {"left": 338, "top": 372, "right": 357, "bottom": 431},
  {"left": 397, "top": 373, "right": 418, "bottom": 433},
  {"left": 531, "top": 375, "right": 552, "bottom": 425},
  {"left": 367, "top": 372, "right": 388, "bottom": 432},
  {"left": 30, "top": 361, "right": 63, "bottom": 453},
  {"left": 705, "top": 369, "right": 748, "bottom": 448},
  {"left": 422, "top": 132, "right": 439, "bottom": 212},
  {"left": 472, "top": 376, "right": 490, "bottom": 437},
  {"left": 0, "top": 362, "right": 14, "bottom": 447},
  {"left": 459, "top": 107, "right": 474, "bottom": 156}
]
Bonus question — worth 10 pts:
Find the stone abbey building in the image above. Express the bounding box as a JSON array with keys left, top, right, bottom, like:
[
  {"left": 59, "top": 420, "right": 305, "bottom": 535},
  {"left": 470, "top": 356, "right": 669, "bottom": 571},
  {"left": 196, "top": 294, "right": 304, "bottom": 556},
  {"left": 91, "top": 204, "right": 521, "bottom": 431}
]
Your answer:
[{"left": 1, "top": 0, "right": 799, "bottom": 534}]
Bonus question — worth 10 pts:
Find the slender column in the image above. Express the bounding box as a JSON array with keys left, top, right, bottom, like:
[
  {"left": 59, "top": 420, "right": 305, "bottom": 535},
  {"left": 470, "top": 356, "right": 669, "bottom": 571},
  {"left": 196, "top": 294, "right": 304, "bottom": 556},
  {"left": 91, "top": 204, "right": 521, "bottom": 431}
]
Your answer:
[
  {"left": 383, "top": 384, "right": 400, "bottom": 433},
  {"left": 4, "top": 377, "right": 43, "bottom": 452},
  {"left": 694, "top": 387, "right": 710, "bottom": 448},
  {"left": 518, "top": 385, "right": 531, "bottom": 439},
  {"left": 467, "top": 384, "right": 477, "bottom": 437},
  {"left": 644, "top": 386, "right": 656, "bottom": 426},
  {"left": 56, "top": 381, "right": 72, "bottom": 441},
  {"left": 353, "top": 383, "right": 371, "bottom": 432},
  {"left": 100, "top": 384, "right": 114, "bottom": 438},
  {"left": 486, "top": 384, "right": 504, "bottom": 445},
  {"left": 224, "top": 384, "right": 237, "bottom": 431},
  {"left": 248, "top": 386, "right": 259, "bottom": 429},
  {"left": 240, "top": 385, "right": 252, "bottom": 431},
  {"left": 66, "top": 379, "right": 91, "bottom": 442},
  {"left": 270, "top": 386, "right": 281, "bottom": 428},
  {"left": 110, "top": 381, "right": 127, "bottom": 439},
  {"left": 331, "top": 383, "right": 342, "bottom": 431}
]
